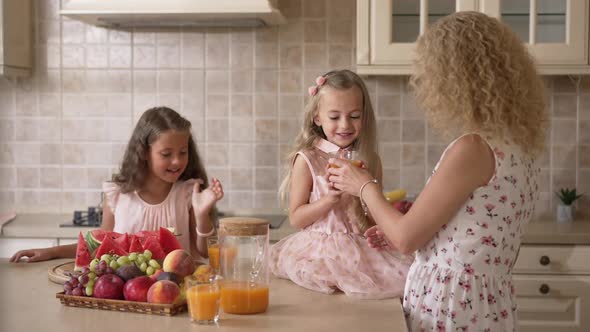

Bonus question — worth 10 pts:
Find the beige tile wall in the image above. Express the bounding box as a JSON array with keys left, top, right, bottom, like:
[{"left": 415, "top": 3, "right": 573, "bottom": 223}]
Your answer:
[{"left": 0, "top": 0, "right": 588, "bottom": 219}]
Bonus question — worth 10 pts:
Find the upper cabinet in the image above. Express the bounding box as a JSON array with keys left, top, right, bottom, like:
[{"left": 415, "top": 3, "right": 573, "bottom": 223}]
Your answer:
[
  {"left": 0, "top": 0, "right": 32, "bottom": 78},
  {"left": 357, "top": 0, "right": 590, "bottom": 75}
]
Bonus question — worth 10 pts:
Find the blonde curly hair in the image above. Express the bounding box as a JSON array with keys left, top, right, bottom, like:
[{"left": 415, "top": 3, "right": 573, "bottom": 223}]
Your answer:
[{"left": 410, "top": 11, "right": 548, "bottom": 156}]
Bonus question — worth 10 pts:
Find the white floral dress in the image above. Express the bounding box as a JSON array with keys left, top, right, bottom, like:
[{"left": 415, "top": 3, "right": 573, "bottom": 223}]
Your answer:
[{"left": 403, "top": 135, "right": 540, "bottom": 331}]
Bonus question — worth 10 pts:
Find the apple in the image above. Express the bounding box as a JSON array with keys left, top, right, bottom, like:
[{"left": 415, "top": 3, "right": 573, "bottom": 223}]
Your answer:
[{"left": 123, "top": 276, "right": 155, "bottom": 302}]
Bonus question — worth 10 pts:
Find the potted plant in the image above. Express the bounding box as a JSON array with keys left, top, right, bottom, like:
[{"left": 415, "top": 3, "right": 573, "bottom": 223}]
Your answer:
[{"left": 555, "top": 188, "right": 583, "bottom": 223}]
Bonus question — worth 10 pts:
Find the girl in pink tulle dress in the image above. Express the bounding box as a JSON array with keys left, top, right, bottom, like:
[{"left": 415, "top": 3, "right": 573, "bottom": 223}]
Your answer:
[{"left": 270, "top": 70, "right": 413, "bottom": 299}]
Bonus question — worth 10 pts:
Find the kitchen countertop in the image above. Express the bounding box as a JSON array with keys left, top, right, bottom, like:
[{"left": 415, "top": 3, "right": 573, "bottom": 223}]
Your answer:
[
  {"left": 0, "top": 258, "right": 408, "bottom": 332},
  {"left": 2, "top": 213, "right": 590, "bottom": 245}
]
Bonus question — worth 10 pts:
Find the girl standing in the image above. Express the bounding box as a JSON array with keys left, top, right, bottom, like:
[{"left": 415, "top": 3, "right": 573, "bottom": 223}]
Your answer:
[
  {"left": 11, "top": 107, "right": 223, "bottom": 262},
  {"left": 328, "top": 12, "right": 547, "bottom": 331}
]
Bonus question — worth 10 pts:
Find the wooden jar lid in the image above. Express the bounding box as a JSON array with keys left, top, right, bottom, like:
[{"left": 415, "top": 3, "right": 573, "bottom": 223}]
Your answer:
[{"left": 219, "top": 217, "right": 270, "bottom": 236}]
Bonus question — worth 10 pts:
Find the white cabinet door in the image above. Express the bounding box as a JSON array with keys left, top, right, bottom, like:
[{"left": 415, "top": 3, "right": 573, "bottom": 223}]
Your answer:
[
  {"left": 514, "top": 275, "right": 590, "bottom": 332},
  {"left": 357, "top": 0, "right": 477, "bottom": 74},
  {"left": 479, "top": 0, "right": 588, "bottom": 68},
  {"left": 0, "top": 238, "right": 57, "bottom": 258}
]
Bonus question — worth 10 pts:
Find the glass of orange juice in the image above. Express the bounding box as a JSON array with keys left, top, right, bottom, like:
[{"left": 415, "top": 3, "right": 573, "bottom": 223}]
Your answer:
[
  {"left": 329, "top": 150, "right": 363, "bottom": 168},
  {"left": 186, "top": 275, "right": 221, "bottom": 324},
  {"left": 207, "top": 236, "right": 220, "bottom": 273}
]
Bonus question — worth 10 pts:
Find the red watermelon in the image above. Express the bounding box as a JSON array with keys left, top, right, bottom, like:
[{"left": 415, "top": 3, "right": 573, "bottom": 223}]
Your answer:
[
  {"left": 159, "top": 227, "right": 182, "bottom": 254},
  {"left": 114, "top": 233, "right": 130, "bottom": 252},
  {"left": 128, "top": 235, "right": 144, "bottom": 253},
  {"left": 142, "top": 236, "right": 166, "bottom": 260},
  {"left": 75, "top": 232, "right": 92, "bottom": 270},
  {"left": 94, "top": 235, "right": 128, "bottom": 258}
]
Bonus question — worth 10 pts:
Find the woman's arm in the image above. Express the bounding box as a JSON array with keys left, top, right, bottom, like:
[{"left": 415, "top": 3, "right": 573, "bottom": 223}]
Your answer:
[
  {"left": 330, "top": 135, "right": 494, "bottom": 254},
  {"left": 288, "top": 155, "right": 342, "bottom": 229},
  {"left": 10, "top": 200, "right": 116, "bottom": 263}
]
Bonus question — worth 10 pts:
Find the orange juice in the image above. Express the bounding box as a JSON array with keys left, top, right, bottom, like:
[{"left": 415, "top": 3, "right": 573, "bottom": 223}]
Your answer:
[
  {"left": 220, "top": 282, "right": 269, "bottom": 314},
  {"left": 187, "top": 284, "right": 221, "bottom": 322},
  {"left": 329, "top": 160, "right": 362, "bottom": 168},
  {"left": 208, "top": 244, "right": 220, "bottom": 271}
]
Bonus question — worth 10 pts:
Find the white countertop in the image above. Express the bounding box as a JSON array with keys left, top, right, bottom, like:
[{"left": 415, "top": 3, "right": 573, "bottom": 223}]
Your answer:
[
  {"left": 2, "top": 213, "right": 590, "bottom": 245},
  {"left": 0, "top": 258, "right": 408, "bottom": 332}
]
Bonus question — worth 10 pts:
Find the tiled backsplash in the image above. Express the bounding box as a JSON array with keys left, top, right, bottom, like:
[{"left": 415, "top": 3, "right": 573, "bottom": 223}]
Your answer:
[{"left": 0, "top": 0, "right": 588, "bottom": 219}]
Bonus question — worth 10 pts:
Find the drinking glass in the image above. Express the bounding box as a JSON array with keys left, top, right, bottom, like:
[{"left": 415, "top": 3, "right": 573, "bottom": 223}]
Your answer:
[
  {"left": 329, "top": 150, "right": 363, "bottom": 168},
  {"left": 186, "top": 275, "right": 221, "bottom": 324},
  {"left": 207, "top": 236, "right": 219, "bottom": 273}
]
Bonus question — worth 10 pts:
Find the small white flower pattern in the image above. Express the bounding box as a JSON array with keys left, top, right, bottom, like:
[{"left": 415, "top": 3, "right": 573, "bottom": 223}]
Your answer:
[{"left": 403, "top": 136, "right": 540, "bottom": 331}]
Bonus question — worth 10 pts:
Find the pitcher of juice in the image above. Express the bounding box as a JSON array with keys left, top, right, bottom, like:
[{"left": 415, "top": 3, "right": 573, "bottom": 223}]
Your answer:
[{"left": 218, "top": 217, "right": 270, "bottom": 315}]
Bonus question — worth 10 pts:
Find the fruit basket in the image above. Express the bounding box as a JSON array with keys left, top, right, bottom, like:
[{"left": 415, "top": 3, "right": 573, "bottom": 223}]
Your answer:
[{"left": 56, "top": 292, "right": 186, "bottom": 316}]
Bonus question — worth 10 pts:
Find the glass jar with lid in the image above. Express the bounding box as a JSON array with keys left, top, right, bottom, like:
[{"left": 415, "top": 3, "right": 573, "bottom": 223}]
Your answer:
[{"left": 218, "top": 217, "right": 270, "bottom": 314}]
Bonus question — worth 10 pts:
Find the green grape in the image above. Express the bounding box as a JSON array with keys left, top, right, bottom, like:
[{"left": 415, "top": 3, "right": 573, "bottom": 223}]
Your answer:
[
  {"left": 109, "top": 260, "right": 119, "bottom": 270},
  {"left": 136, "top": 255, "right": 146, "bottom": 265},
  {"left": 88, "top": 272, "right": 96, "bottom": 280},
  {"left": 146, "top": 266, "right": 155, "bottom": 276},
  {"left": 100, "top": 254, "right": 111, "bottom": 262},
  {"left": 85, "top": 285, "right": 93, "bottom": 296},
  {"left": 117, "top": 256, "right": 130, "bottom": 266},
  {"left": 143, "top": 250, "right": 152, "bottom": 260},
  {"left": 139, "top": 262, "right": 148, "bottom": 272},
  {"left": 89, "top": 259, "right": 99, "bottom": 271},
  {"left": 87, "top": 279, "right": 95, "bottom": 288},
  {"left": 128, "top": 253, "right": 138, "bottom": 261},
  {"left": 148, "top": 259, "right": 161, "bottom": 269},
  {"left": 89, "top": 265, "right": 96, "bottom": 272}
]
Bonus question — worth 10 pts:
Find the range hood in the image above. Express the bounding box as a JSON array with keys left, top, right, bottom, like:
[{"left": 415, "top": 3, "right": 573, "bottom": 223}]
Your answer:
[{"left": 60, "top": 0, "right": 285, "bottom": 28}]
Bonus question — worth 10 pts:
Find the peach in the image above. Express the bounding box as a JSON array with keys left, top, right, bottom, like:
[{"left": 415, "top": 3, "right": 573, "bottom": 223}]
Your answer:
[
  {"left": 146, "top": 280, "right": 181, "bottom": 304},
  {"left": 162, "top": 249, "right": 195, "bottom": 278}
]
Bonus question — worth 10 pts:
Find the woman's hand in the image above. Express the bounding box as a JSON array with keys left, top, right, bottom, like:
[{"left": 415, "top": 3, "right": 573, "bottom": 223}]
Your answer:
[
  {"left": 326, "top": 158, "right": 374, "bottom": 197},
  {"left": 10, "top": 248, "right": 55, "bottom": 263},
  {"left": 364, "top": 225, "right": 395, "bottom": 251},
  {"left": 192, "top": 177, "right": 224, "bottom": 217}
]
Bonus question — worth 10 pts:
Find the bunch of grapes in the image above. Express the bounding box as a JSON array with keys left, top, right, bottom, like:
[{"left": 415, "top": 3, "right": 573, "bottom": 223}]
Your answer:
[{"left": 63, "top": 267, "right": 96, "bottom": 297}]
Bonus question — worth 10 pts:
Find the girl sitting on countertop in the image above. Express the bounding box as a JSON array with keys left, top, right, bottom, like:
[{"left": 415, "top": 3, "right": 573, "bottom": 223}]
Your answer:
[
  {"left": 327, "top": 12, "right": 547, "bottom": 331},
  {"left": 11, "top": 107, "right": 224, "bottom": 263},
  {"left": 270, "top": 69, "right": 414, "bottom": 299}
]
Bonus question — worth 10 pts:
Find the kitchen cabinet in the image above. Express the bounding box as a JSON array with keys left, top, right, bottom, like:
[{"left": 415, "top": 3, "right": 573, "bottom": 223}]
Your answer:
[
  {"left": 357, "top": 0, "right": 590, "bottom": 75},
  {"left": 513, "top": 245, "right": 590, "bottom": 331},
  {"left": 0, "top": 0, "right": 32, "bottom": 78}
]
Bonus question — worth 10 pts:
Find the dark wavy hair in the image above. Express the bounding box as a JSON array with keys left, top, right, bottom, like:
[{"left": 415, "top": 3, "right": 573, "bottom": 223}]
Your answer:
[{"left": 112, "top": 107, "right": 209, "bottom": 193}]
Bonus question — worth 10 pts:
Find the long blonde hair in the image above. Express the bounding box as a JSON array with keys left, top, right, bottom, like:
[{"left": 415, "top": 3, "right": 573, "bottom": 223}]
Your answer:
[
  {"left": 279, "top": 70, "right": 379, "bottom": 232},
  {"left": 411, "top": 11, "right": 547, "bottom": 156}
]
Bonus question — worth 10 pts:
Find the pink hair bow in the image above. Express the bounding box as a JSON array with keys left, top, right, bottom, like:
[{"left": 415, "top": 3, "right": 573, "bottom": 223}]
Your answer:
[{"left": 308, "top": 75, "right": 327, "bottom": 97}]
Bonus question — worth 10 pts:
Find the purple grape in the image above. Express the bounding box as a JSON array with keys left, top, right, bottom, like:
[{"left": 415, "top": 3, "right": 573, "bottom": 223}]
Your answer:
[
  {"left": 72, "top": 288, "right": 83, "bottom": 296},
  {"left": 63, "top": 282, "right": 73, "bottom": 292},
  {"left": 78, "top": 274, "right": 89, "bottom": 285},
  {"left": 70, "top": 278, "right": 79, "bottom": 288},
  {"left": 98, "top": 260, "right": 108, "bottom": 271},
  {"left": 65, "top": 290, "right": 73, "bottom": 295},
  {"left": 105, "top": 267, "right": 114, "bottom": 274},
  {"left": 81, "top": 267, "right": 90, "bottom": 274}
]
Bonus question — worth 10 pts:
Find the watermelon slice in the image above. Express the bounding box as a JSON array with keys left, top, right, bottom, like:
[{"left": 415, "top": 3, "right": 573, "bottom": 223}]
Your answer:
[
  {"left": 142, "top": 236, "right": 166, "bottom": 260},
  {"left": 75, "top": 232, "right": 92, "bottom": 271},
  {"left": 114, "top": 233, "right": 130, "bottom": 252},
  {"left": 94, "top": 235, "right": 129, "bottom": 258},
  {"left": 159, "top": 227, "right": 183, "bottom": 254},
  {"left": 128, "top": 235, "right": 144, "bottom": 253}
]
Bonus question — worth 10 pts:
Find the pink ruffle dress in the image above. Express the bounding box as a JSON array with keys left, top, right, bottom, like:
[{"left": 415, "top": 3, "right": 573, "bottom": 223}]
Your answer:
[
  {"left": 270, "top": 139, "right": 413, "bottom": 299},
  {"left": 102, "top": 179, "right": 199, "bottom": 255}
]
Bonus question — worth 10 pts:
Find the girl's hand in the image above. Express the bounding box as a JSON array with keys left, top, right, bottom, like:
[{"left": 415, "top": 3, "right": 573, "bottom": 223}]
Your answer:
[
  {"left": 10, "top": 248, "right": 54, "bottom": 263},
  {"left": 364, "top": 225, "right": 395, "bottom": 251},
  {"left": 327, "top": 158, "right": 374, "bottom": 197},
  {"left": 192, "top": 177, "right": 224, "bottom": 216}
]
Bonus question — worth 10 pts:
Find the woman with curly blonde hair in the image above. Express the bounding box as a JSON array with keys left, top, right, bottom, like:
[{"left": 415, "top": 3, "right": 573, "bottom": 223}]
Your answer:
[{"left": 328, "top": 12, "right": 547, "bottom": 330}]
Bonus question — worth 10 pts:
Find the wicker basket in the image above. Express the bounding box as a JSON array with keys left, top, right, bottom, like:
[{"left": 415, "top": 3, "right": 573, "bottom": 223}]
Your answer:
[{"left": 56, "top": 292, "right": 187, "bottom": 316}]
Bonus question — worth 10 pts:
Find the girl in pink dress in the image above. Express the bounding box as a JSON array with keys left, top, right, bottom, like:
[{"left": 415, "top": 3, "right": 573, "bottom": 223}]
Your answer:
[
  {"left": 328, "top": 12, "right": 547, "bottom": 331},
  {"left": 11, "top": 107, "right": 223, "bottom": 262},
  {"left": 270, "top": 70, "right": 413, "bottom": 299}
]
